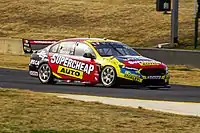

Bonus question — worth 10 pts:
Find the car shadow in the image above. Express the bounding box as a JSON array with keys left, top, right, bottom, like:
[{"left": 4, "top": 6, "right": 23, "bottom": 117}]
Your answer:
[{"left": 53, "top": 82, "right": 170, "bottom": 91}]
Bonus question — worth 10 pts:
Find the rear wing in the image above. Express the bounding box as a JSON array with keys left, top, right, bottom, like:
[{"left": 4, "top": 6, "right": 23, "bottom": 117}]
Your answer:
[{"left": 22, "top": 39, "right": 59, "bottom": 53}]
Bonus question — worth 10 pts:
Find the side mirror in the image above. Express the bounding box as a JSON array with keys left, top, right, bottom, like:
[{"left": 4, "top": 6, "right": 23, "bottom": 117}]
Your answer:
[{"left": 83, "top": 53, "right": 96, "bottom": 59}]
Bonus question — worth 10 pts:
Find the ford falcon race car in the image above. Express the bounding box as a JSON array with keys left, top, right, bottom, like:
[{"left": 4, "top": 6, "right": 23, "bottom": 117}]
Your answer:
[{"left": 28, "top": 38, "right": 170, "bottom": 89}]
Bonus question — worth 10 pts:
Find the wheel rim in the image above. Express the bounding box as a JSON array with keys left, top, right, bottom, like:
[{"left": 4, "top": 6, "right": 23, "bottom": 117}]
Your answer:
[
  {"left": 38, "top": 64, "right": 51, "bottom": 83},
  {"left": 101, "top": 67, "right": 115, "bottom": 86}
]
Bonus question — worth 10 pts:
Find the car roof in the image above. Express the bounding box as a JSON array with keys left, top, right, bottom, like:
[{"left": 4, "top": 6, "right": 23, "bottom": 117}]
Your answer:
[{"left": 59, "top": 38, "right": 119, "bottom": 43}]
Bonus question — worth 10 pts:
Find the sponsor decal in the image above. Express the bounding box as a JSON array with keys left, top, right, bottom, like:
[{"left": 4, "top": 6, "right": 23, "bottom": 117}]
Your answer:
[
  {"left": 30, "top": 59, "right": 39, "bottom": 65},
  {"left": 147, "top": 76, "right": 161, "bottom": 79},
  {"left": 29, "top": 71, "right": 38, "bottom": 76},
  {"left": 51, "top": 54, "right": 94, "bottom": 75},
  {"left": 128, "top": 61, "right": 140, "bottom": 64},
  {"left": 125, "top": 56, "right": 150, "bottom": 61},
  {"left": 139, "top": 62, "right": 160, "bottom": 66},
  {"left": 120, "top": 68, "right": 140, "bottom": 76},
  {"left": 30, "top": 40, "right": 57, "bottom": 44},
  {"left": 37, "top": 51, "right": 47, "bottom": 60},
  {"left": 124, "top": 71, "right": 141, "bottom": 82},
  {"left": 122, "top": 66, "right": 138, "bottom": 71},
  {"left": 128, "top": 61, "right": 160, "bottom": 66},
  {"left": 57, "top": 66, "right": 83, "bottom": 79}
]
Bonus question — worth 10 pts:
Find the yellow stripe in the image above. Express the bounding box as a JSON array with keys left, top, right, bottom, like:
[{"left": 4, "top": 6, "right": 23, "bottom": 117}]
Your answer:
[{"left": 52, "top": 72, "right": 61, "bottom": 78}]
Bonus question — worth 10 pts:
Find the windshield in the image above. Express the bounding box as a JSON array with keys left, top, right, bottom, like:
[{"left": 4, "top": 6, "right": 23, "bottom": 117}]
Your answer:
[{"left": 91, "top": 42, "right": 140, "bottom": 57}]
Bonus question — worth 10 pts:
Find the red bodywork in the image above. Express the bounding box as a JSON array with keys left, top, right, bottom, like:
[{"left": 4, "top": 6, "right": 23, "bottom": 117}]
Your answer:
[
  {"left": 48, "top": 53, "right": 99, "bottom": 84},
  {"left": 123, "top": 60, "right": 166, "bottom": 69}
]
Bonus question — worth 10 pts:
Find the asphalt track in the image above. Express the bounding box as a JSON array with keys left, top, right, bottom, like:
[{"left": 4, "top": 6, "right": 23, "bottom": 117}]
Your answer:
[{"left": 1, "top": 68, "right": 200, "bottom": 102}]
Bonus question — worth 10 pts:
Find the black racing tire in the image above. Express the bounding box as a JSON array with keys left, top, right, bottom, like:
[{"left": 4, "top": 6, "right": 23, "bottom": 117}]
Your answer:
[
  {"left": 100, "top": 66, "right": 119, "bottom": 88},
  {"left": 38, "top": 63, "right": 57, "bottom": 84}
]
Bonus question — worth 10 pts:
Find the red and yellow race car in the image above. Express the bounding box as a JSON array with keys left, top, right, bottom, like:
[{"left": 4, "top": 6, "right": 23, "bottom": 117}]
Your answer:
[{"left": 28, "top": 38, "right": 170, "bottom": 89}]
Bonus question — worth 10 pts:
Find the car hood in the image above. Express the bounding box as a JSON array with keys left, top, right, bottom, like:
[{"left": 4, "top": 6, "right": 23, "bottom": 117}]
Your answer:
[{"left": 115, "top": 55, "right": 166, "bottom": 69}]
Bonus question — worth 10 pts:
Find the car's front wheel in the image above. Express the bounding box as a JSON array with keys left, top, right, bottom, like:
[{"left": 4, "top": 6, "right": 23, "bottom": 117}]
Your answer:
[
  {"left": 100, "top": 66, "right": 118, "bottom": 88},
  {"left": 38, "top": 63, "right": 56, "bottom": 84}
]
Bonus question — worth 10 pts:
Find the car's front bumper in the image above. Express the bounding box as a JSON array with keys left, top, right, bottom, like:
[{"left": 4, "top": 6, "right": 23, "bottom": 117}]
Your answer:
[
  {"left": 117, "top": 75, "right": 170, "bottom": 88},
  {"left": 118, "top": 67, "right": 170, "bottom": 88},
  {"left": 142, "top": 79, "right": 170, "bottom": 88}
]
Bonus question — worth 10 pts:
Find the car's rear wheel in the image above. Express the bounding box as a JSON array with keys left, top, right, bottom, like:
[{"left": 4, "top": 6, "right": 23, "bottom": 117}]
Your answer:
[
  {"left": 38, "top": 63, "right": 56, "bottom": 84},
  {"left": 101, "top": 66, "right": 118, "bottom": 88}
]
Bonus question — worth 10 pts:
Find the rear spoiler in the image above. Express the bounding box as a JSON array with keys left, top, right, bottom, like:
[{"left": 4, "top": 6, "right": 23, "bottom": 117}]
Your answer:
[{"left": 22, "top": 39, "right": 59, "bottom": 53}]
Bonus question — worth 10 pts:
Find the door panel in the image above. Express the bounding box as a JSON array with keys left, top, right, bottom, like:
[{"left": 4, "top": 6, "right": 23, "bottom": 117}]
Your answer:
[{"left": 48, "top": 53, "right": 99, "bottom": 84}]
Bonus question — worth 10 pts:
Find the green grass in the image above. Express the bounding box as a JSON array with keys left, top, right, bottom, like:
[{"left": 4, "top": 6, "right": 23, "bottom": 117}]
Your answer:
[
  {"left": 0, "top": 0, "right": 196, "bottom": 48},
  {"left": 1, "top": 88, "right": 200, "bottom": 133}
]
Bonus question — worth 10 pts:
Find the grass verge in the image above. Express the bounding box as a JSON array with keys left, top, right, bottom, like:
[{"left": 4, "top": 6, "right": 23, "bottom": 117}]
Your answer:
[
  {"left": 0, "top": 88, "right": 200, "bottom": 133},
  {"left": 168, "top": 65, "right": 200, "bottom": 86},
  {"left": 0, "top": 0, "right": 196, "bottom": 48},
  {"left": 0, "top": 54, "right": 29, "bottom": 70},
  {"left": 0, "top": 54, "right": 200, "bottom": 86}
]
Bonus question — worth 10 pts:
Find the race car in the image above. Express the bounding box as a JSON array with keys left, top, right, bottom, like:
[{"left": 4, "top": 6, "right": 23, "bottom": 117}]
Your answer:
[{"left": 28, "top": 38, "right": 170, "bottom": 89}]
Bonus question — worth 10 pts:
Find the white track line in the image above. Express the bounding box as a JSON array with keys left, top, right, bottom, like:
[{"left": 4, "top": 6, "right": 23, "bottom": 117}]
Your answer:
[{"left": 56, "top": 94, "right": 200, "bottom": 117}]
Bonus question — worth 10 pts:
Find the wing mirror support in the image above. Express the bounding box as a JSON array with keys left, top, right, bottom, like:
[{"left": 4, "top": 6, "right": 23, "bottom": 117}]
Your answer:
[{"left": 83, "top": 53, "right": 96, "bottom": 59}]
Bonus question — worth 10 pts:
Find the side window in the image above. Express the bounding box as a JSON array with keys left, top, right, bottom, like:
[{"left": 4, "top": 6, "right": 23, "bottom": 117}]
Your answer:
[
  {"left": 75, "top": 43, "right": 95, "bottom": 56},
  {"left": 58, "top": 42, "right": 75, "bottom": 55},
  {"left": 49, "top": 43, "right": 59, "bottom": 53},
  {"left": 96, "top": 48, "right": 112, "bottom": 56}
]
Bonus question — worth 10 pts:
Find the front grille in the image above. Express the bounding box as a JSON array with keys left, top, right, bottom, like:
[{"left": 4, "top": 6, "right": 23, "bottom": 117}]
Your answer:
[
  {"left": 140, "top": 68, "right": 166, "bottom": 76},
  {"left": 143, "top": 79, "right": 166, "bottom": 86}
]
